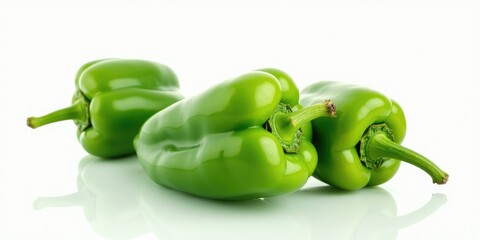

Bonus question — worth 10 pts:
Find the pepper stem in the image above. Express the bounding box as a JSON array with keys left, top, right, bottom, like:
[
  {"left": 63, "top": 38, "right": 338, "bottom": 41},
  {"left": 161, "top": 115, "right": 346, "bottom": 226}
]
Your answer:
[
  {"left": 27, "top": 92, "right": 90, "bottom": 131},
  {"left": 266, "top": 100, "right": 336, "bottom": 153},
  {"left": 289, "top": 99, "right": 337, "bottom": 129},
  {"left": 360, "top": 124, "right": 449, "bottom": 184}
]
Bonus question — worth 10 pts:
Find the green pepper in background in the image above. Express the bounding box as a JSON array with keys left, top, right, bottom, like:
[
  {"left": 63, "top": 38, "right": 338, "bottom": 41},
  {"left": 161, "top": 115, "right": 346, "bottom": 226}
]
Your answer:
[
  {"left": 27, "top": 59, "right": 183, "bottom": 158},
  {"left": 300, "top": 81, "right": 449, "bottom": 190},
  {"left": 134, "top": 69, "right": 336, "bottom": 200}
]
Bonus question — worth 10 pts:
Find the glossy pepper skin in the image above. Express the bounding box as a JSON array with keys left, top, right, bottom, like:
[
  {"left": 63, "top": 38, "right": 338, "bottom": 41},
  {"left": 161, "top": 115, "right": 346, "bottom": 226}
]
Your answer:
[
  {"left": 27, "top": 59, "right": 183, "bottom": 158},
  {"left": 134, "top": 70, "right": 336, "bottom": 200},
  {"left": 300, "top": 81, "right": 448, "bottom": 190}
]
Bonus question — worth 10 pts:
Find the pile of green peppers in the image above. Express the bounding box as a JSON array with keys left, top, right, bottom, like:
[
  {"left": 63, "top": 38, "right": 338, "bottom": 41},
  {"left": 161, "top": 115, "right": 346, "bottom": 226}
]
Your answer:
[{"left": 28, "top": 59, "right": 449, "bottom": 200}]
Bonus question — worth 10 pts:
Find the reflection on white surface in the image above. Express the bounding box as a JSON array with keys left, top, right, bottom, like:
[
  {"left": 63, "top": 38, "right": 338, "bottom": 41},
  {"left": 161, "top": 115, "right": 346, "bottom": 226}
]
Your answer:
[
  {"left": 264, "top": 188, "right": 447, "bottom": 239},
  {"left": 33, "top": 156, "right": 446, "bottom": 240}
]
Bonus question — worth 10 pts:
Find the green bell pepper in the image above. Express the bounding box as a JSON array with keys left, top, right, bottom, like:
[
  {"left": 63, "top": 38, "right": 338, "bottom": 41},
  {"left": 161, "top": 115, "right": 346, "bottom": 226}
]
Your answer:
[
  {"left": 134, "top": 69, "right": 336, "bottom": 200},
  {"left": 300, "top": 81, "right": 449, "bottom": 190},
  {"left": 27, "top": 59, "right": 183, "bottom": 158}
]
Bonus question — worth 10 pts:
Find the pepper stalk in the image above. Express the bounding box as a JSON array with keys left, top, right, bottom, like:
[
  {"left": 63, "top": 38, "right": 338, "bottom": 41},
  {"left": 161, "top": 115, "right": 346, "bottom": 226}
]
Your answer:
[
  {"left": 27, "top": 91, "right": 90, "bottom": 131},
  {"left": 359, "top": 124, "right": 449, "bottom": 184}
]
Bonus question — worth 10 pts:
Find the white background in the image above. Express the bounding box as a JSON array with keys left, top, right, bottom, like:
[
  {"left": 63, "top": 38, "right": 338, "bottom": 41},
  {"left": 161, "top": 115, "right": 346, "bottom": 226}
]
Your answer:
[{"left": 1, "top": 0, "right": 479, "bottom": 239}]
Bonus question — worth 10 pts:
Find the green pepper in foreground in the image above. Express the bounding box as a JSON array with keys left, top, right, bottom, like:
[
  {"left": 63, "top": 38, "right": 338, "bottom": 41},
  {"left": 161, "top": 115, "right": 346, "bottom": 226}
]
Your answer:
[
  {"left": 134, "top": 69, "right": 336, "bottom": 200},
  {"left": 27, "top": 59, "right": 183, "bottom": 158},
  {"left": 300, "top": 81, "right": 448, "bottom": 190}
]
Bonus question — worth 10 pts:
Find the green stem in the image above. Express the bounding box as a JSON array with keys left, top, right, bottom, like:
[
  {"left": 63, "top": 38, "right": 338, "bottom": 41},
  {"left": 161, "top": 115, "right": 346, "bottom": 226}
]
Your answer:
[
  {"left": 267, "top": 100, "right": 336, "bottom": 153},
  {"left": 27, "top": 94, "right": 90, "bottom": 130},
  {"left": 291, "top": 100, "right": 336, "bottom": 128},
  {"left": 362, "top": 124, "right": 448, "bottom": 184}
]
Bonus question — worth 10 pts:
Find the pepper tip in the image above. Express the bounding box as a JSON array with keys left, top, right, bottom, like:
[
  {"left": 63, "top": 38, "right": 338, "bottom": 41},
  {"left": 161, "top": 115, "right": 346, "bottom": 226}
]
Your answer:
[
  {"left": 27, "top": 117, "right": 35, "bottom": 129},
  {"left": 435, "top": 174, "right": 449, "bottom": 185},
  {"left": 325, "top": 99, "right": 337, "bottom": 117}
]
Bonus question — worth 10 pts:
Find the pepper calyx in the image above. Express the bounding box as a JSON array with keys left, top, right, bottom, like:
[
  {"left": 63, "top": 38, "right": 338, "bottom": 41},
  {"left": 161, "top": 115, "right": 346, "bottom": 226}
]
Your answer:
[
  {"left": 359, "top": 123, "right": 395, "bottom": 169},
  {"left": 72, "top": 90, "right": 91, "bottom": 131},
  {"left": 265, "top": 100, "right": 336, "bottom": 153},
  {"left": 264, "top": 103, "right": 303, "bottom": 153}
]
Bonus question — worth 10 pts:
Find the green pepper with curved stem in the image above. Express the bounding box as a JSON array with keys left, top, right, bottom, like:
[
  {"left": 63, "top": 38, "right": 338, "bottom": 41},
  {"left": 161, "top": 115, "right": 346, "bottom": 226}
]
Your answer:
[
  {"left": 300, "top": 81, "right": 449, "bottom": 190},
  {"left": 27, "top": 59, "right": 183, "bottom": 158},
  {"left": 134, "top": 69, "right": 336, "bottom": 200}
]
